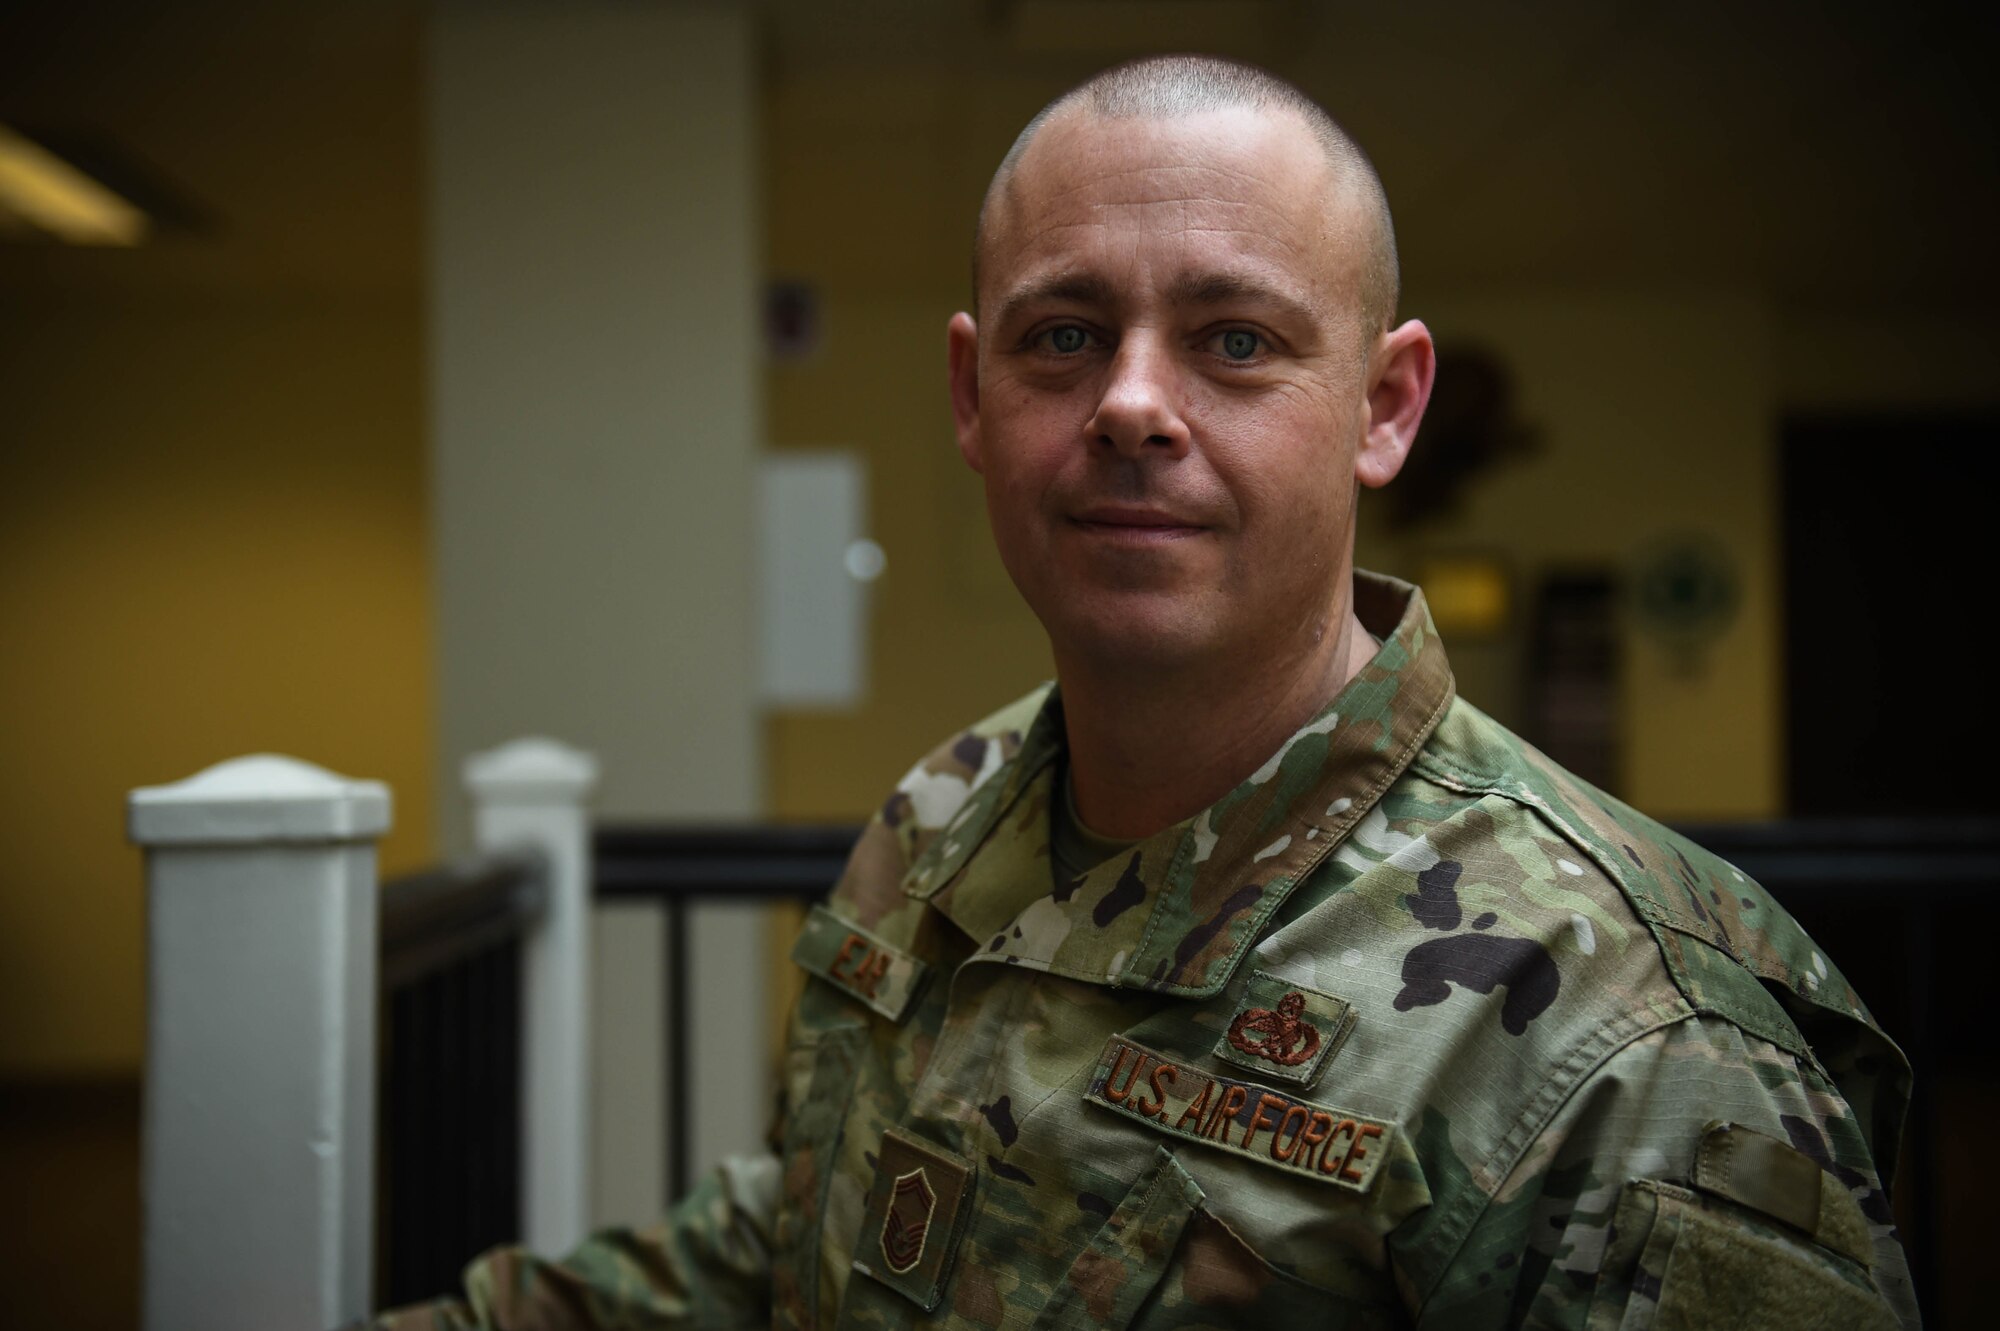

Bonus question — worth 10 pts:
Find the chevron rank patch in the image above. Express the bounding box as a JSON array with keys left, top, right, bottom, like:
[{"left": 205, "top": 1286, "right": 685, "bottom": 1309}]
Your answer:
[
  {"left": 1213, "top": 970, "right": 1356, "bottom": 1085},
  {"left": 791, "top": 904, "right": 930, "bottom": 1021},
  {"left": 852, "top": 1127, "right": 974, "bottom": 1311},
  {"left": 1085, "top": 1035, "right": 1395, "bottom": 1193}
]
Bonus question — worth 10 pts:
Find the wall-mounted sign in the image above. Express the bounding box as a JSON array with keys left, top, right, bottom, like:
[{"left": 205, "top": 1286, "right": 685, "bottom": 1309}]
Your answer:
[
  {"left": 759, "top": 450, "right": 877, "bottom": 708},
  {"left": 1630, "top": 534, "right": 1739, "bottom": 673}
]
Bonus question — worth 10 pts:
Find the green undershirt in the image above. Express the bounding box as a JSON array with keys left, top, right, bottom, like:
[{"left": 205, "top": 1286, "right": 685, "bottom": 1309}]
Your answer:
[{"left": 1050, "top": 760, "right": 1143, "bottom": 890}]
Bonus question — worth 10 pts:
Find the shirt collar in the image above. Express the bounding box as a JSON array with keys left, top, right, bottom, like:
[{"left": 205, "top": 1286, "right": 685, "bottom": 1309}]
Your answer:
[{"left": 905, "top": 571, "right": 1456, "bottom": 997}]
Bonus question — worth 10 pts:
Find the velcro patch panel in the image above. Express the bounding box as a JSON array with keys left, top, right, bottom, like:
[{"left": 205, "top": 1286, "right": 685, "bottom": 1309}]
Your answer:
[
  {"left": 1084, "top": 1035, "right": 1395, "bottom": 1193},
  {"left": 791, "top": 904, "right": 929, "bottom": 1022},
  {"left": 1693, "top": 1121, "right": 1873, "bottom": 1267},
  {"left": 851, "top": 1127, "right": 975, "bottom": 1311}
]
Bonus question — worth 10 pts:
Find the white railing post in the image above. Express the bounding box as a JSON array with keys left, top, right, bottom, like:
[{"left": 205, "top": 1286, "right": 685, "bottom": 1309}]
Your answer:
[
  {"left": 129, "top": 755, "right": 390, "bottom": 1331},
  {"left": 463, "top": 738, "right": 599, "bottom": 1254}
]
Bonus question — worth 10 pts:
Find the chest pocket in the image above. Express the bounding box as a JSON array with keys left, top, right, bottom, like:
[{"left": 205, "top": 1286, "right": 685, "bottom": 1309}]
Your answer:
[
  {"left": 1031, "top": 1147, "right": 1205, "bottom": 1330},
  {"left": 1027, "top": 1146, "right": 1409, "bottom": 1331}
]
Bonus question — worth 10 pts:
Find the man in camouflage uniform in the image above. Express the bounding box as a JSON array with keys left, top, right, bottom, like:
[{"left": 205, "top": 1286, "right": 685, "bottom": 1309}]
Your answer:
[{"left": 382, "top": 55, "right": 1916, "bottom": 1329}]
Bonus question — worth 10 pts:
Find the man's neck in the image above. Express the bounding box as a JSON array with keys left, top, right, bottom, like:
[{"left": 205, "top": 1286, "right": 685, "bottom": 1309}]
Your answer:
[{"left": 1056, "top": 605, "right": 1377, "bottom": 842}]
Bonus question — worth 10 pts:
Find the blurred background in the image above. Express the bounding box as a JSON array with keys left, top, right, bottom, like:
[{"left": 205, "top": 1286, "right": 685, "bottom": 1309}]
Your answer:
[{"left": 2, "top": 0, "right": 1994, "bottom": 1325}]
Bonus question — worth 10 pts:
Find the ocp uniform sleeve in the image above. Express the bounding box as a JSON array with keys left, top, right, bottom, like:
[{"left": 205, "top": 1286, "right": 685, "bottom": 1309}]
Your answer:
[
  {"left": 367, "top": 1150, "right": 782, "bottom": 1331},
  {"left": 1422, "top": 1014, "right": 1917, "bottom": 1329}
]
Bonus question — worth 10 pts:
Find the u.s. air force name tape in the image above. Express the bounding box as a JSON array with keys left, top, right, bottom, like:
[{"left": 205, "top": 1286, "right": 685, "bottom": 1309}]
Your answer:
[
  {"left": 1084, "top": 1034, "right": 1395, "bottom": 1193},
  {"left": 790, "top": 904, "right": 930, "bottom": 1022}
]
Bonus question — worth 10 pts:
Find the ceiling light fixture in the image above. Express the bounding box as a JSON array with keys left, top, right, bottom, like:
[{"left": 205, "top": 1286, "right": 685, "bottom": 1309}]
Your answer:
[{"left": 0, "top": 123, "right": 149, "bottom": 246}]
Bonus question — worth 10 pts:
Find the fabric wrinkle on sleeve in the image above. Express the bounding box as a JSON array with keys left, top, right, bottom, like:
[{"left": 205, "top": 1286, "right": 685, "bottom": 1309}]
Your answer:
[{"left": 367, "top": 1151, "right": 783, "bottom": 1331}]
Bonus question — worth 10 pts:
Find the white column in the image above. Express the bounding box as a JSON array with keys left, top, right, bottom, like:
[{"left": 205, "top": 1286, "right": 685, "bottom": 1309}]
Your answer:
[
  {"left": 129, "top": 756, "right": 389, "bottom": 1331},
  {"left": 464, "top": 738, "right": 599, "bottom": 1255},
  {"left": 427, "top": 1, "right": 766, "bottom": 1229},
  {"left": 426, "top": 3, "right": 762, "bottom": 834}
]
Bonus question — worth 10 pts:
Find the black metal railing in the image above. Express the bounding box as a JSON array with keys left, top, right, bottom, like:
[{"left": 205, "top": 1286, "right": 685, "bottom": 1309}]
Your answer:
[
  {"left": 593, "top": 825, "right": 856, "bottom": 1199},
  {"left": 377, "top": 850, "right": 548, "bottom": 1308}
]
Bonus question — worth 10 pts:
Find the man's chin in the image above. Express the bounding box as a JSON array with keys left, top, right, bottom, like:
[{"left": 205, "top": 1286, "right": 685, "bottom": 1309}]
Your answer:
[{"left": 1038, "top": 599, "right": 1225, "bottom": 675}]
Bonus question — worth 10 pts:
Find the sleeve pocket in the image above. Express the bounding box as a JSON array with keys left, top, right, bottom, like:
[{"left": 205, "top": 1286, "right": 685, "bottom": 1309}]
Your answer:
[{"left": 1588, "top": 1179, "right": 1901, "bottom": 1331}]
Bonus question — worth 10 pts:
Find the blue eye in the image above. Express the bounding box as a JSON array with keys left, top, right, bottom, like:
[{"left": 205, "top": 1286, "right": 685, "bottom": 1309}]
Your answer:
[
  {"left": 1046, "top": 326, "right": 1088, "bottom": 354},
  {"left": 1219, "top": 329, "right": 1261, "bottom": 360}
]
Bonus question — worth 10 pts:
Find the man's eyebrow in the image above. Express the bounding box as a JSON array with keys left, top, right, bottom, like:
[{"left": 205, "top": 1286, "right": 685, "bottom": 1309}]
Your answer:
[
  {"left": 990, "top": 272, "right": 1121, "bottom": 330},
  {"left": 992, "top": 270, "right": 1318, "bottom": 332},
  {"left": 1165, "top": 271, "right": 1315, "bottom": 325}
]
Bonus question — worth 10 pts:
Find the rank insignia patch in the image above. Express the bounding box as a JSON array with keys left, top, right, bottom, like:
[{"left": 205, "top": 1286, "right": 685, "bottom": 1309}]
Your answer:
[
  {"left": 791, "top": 904, "right": 930, "bottom": 1022},
  {"left": 882, "top": 1167, "right": 937, "bottom": 1273},
  {"left": 1213, "top": 970, "right": 1355, "bottom": 1085},
  {"left": 854, "top": 1128, "right": 974, "bottom": 1310},
  {"left": 1085, "top": 1035, "right": 1395, "bottom": 1194}
]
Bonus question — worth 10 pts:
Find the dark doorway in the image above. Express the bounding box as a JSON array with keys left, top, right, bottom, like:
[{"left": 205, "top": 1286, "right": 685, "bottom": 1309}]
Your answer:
[
  {"left": 1780, "top": 413, "right": 2000, "bottom": 1328},
  {"left": 1782, "top": 416, "right": 1995, "bottom": 816}
]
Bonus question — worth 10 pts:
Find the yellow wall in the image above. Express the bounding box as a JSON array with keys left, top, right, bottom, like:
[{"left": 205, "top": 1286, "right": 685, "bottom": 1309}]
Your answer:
[
  {"left": 0, "top": 297, "right": 433, "bottom": 1076},
  {"left": 1362, "top": 291, "right": 1783, "bottom": 820}
]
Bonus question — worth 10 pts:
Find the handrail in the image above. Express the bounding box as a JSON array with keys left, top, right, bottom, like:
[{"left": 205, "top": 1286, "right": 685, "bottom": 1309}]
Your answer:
[
  {"left": 592, "top": 824, "right": 855, "bottom": 1198},
  {"left": 379, "top": 850, "right": 548, "bottom": 992},
  {"left": 1670, "top": 817, "right": 2000, "bottom": 892},
  {"left": 593, "top": 824, "right": 857, "bottom": 900},
  {"left": 593, "top": 818, "right": 2000, "bottom": 897}
]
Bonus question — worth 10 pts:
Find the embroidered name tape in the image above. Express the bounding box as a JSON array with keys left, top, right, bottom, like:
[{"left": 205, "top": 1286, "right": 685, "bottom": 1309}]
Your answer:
[
  {"left": 1214, "top": 970, "right": 1356, "bottom": 1086},
  {"left": 1085, "top": 1035, "right": 1394, "bottom": 1193},
  {"left": 791, "top": 905, "right": 929, "bottom": 1022},
  {"left": 852, "top": 1127, "right": 974, "bottom": 1311}
]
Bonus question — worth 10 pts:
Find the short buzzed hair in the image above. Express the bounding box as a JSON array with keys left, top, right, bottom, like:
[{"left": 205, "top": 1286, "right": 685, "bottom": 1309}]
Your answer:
[{"left": 976, "top": 55, "right": 1400, "bottom": 340}]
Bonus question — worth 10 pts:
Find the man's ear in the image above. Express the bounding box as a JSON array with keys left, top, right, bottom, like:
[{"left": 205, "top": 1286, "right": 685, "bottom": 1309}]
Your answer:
[
  {"left": 947, "top": 312, "right": 984, "bottom": 474},
  {"left": 1356, "top": 318, "right": 1435, "bottom": 489}
]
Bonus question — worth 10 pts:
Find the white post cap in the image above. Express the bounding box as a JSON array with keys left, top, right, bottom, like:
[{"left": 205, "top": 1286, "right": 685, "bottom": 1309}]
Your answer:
[
  {"left": 464, "top": 736, "right": 600, "bottom": 804},
  {"left": 129, "top": 755, "right": 392, "bottom": 846}
]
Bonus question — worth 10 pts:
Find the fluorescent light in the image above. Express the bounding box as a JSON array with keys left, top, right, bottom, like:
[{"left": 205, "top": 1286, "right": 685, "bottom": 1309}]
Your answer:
[{"left": 0, "top": 123, "right": 149, "bottom": 246}]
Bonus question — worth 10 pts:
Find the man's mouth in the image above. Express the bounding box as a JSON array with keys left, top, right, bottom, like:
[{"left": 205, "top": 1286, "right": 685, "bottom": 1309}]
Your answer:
[{"left": 1070, "top": 503, "right": 1207, "bottom": 539}]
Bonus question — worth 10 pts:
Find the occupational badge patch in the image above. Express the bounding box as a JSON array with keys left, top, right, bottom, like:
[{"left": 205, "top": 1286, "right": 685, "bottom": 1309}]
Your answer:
[
  {"left": 1085, "top": 1034, "right": 1395, "bottom": 1194},
  {"left": 790, "top": 904, "right": 930, "bottom": 1022},
  {"left": 1213, "top": 970, "right": 1355, "bottom": 1085},
  {"left": 853, "top": 1128, "right": 974, "bottom": 1310}
]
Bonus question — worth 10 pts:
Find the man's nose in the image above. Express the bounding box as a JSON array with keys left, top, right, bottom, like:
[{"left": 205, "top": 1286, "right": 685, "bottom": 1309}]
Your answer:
[{"left": 1086, "top": 335, "right": 1190, "bottom": 459}]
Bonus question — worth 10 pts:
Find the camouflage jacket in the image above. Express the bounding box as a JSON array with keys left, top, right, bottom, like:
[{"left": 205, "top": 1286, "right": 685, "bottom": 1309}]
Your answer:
[{"left": 382, "top": 572, "right": 1917, "bottom": 1329}]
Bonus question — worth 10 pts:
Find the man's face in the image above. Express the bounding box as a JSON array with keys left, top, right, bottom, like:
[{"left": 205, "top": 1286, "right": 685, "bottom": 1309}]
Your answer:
[{"left": 952, "top": 106, "right": 1382, "bottom": 674}]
